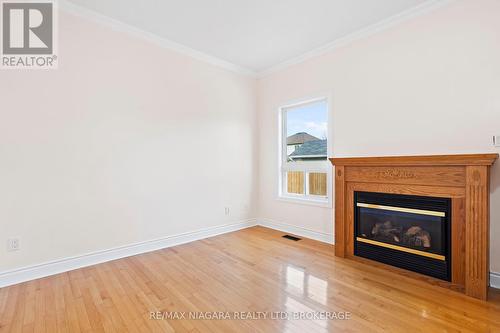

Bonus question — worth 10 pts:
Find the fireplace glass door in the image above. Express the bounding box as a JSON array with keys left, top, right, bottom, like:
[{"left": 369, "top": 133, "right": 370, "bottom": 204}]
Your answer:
[{"left": 354, "top": 192, "right": 451, "bottom": 281}]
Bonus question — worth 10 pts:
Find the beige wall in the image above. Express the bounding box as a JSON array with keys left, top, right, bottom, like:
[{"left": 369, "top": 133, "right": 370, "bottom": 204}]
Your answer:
[
  {"left": 0, "top": 11, "right": 257, "bottom": 273},
  {"left": 257, "top": 0, "right": 500, "bottom": 272},
  {"left": 2, "top": 0, "right": 500, "bottom": 281}
]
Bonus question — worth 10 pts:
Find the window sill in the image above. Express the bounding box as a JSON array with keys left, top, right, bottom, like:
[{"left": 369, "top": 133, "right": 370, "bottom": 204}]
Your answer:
[{"left": 277, "top": 195, "right": 332, "bottom": 208}]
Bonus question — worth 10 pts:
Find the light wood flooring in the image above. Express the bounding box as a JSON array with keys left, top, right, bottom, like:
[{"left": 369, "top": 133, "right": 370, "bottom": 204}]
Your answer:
[{"left": 1, "top": 226, "right": 500, "bottom": 332}]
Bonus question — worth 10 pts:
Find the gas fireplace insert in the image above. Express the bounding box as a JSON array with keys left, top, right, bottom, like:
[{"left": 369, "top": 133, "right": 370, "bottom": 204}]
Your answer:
[{"left": 354, "top": 191, "right": 451, "bottom": 281}]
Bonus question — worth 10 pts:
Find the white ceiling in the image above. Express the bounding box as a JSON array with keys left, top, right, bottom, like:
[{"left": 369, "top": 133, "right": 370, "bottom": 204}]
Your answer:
[{"left": 67, "top": 0, "right": 430, "bottom": 73}]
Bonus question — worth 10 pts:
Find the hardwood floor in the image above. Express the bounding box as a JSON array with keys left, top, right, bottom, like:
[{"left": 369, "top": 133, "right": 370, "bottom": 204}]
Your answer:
[{"left": 1, "top": 226, "right": 500, "bottom": 332}]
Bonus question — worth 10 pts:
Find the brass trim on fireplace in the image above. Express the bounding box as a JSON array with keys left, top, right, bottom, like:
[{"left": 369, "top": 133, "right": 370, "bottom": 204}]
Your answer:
[
  {"left": 356, "top": 237, "right": 446, "bottom": 261},
  {"left": 356, "top": 203, "right": 446, "bottom": 217}
]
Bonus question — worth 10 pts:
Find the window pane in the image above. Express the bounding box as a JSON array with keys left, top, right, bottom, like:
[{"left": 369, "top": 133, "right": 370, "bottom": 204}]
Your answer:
[
  {"left": 287, "top": 171, "right": 304, "bottom": 194},
  {"left": 285, "top": 100, "right": 327, "bottom": 163},
  {"left": 308, "top": 172, "right": 327, "bottom": 196}
]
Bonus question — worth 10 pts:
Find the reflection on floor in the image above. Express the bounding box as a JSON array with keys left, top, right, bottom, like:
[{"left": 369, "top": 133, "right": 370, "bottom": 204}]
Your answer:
[{"left": 0, "top": 226, "right": 499, "bottom": 332}]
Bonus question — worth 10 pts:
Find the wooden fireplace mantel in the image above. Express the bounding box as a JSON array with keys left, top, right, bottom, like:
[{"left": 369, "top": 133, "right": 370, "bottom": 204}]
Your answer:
[
  {"left": 331, "top": 154, "right": 498, "bottom": 166},
  {"left": 329, "top": 153, "right": 498, "bottom": 300}
]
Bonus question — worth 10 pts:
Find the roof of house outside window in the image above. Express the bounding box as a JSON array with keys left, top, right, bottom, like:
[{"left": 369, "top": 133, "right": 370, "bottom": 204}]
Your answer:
[
  {"left": 286, "top": 132, "right": 320, "bottom": 145},
  {"left": 289, "top": 140, "right": 327, "bottom": 159}
]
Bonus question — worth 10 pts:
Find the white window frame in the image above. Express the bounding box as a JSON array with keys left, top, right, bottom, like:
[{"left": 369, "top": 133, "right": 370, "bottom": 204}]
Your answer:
[{"left": 278, "top": 96, "right": 332, "bottom": 208}]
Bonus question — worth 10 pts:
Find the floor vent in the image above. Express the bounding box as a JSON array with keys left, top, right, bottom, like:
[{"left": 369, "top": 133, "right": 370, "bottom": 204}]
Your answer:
[{"left": 282, "top": 235, "right": 301, "bottom": 241}]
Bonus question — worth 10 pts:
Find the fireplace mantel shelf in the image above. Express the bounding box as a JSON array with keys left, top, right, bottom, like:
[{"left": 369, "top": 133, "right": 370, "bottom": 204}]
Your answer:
[
  {"left": 330, "top": 153, "right": 498, "bottom": 300},
  {"left": 330, "top": 153, "right": 498, "bottom": 166}
]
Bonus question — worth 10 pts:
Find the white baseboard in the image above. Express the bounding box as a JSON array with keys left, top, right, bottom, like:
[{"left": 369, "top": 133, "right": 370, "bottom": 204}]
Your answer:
[
  {"left": 491, "top": 272, "right": 500, "bottom": 289},
  {"left": 2, "top": 217, "right": 496, "bottom": 291},
  {"left": 258, "top": 218, "right": 333, "bottom": 244},
  {"left": 0, "top": 219, "right": 257, "bottom": 288}
]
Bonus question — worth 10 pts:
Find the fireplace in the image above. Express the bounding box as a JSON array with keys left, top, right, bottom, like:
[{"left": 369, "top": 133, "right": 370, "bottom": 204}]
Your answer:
[
  {"left": 330, "top": 154, "right": 498, "bottom": 300},
  {"left": 354, "top": 191, "right": 451, "bottom": 281}
]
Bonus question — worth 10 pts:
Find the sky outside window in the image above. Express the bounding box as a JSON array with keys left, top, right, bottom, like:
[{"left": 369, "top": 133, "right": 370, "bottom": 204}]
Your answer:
[{"left": 286, "top": 100, "right": 327, "bottom": 139}]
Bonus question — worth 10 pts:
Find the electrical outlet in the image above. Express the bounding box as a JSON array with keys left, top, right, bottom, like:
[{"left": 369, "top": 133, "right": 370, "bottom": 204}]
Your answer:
[
  {"left": 494, "top": 136, "right": 500, "bottom": 147},
  {"left": 7, "top": 238, "right": 20, "bottom": 252},
  {"left": 224, "top": 207, "right": 230, "bottom": 215}
]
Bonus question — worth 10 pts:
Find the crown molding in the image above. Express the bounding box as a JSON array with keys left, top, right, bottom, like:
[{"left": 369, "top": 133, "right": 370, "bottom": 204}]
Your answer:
[
  {"left": 257, "top": 0, "right": 454, "bottom": 78},
  {"left": 59, "top": 0, "right": 454, "bottom": 79},
  {"left": 58, "top": 0, "right": 256, "bottom": 77}
]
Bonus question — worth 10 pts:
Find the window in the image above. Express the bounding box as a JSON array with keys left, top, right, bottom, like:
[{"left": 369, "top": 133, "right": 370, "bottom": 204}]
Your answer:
[{"left": 279, "top": 98, "right": 330, "bottom": 205}]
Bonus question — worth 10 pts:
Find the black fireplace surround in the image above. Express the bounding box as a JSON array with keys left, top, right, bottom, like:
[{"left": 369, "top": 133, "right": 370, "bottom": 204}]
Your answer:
[{"left": 354, "top": 191, "right": 451, "bottom": 281}]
